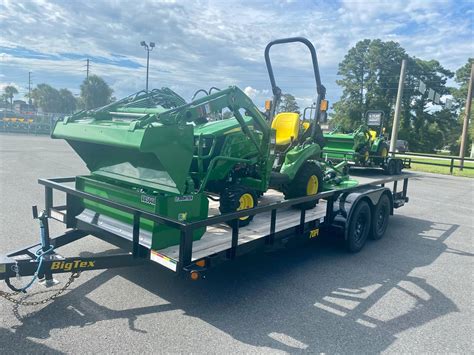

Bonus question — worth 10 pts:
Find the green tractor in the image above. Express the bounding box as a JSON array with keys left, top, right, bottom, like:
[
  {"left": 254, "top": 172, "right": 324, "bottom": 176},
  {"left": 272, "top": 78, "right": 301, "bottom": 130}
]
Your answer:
[
  {"left": 52, "top": 37, "right": 356, "bottom": 250},
  {"left": 323, "top": 110, "right": 406, "bottom": 174}
]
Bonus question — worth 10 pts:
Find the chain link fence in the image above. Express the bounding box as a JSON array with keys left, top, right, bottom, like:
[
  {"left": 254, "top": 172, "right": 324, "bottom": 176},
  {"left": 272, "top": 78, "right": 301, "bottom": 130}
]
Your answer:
[{"left": 0, "top": 111, "right": 66, "bottom": 135}]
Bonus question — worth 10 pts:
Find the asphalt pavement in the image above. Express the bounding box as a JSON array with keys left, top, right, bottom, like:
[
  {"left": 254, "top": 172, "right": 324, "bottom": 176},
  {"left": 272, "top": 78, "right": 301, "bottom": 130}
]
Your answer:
[{"left": 0, "top": 133, "right": 473, "bottom": 353}]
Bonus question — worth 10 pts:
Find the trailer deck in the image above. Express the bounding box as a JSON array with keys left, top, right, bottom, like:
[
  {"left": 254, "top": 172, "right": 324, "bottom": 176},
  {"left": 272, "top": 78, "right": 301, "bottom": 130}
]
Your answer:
[{"left": 0, "top": 172, "right": 412, "bottom": 286}]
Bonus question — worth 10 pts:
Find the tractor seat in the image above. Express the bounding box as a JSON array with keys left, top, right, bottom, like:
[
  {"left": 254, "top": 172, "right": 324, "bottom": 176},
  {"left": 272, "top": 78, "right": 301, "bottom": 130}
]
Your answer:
[
  {"left": 271, "top": 112, "right": 300, "bottom": 145},
  {"left": 369, "top": 129, "right": 377, "bottom": 141}
]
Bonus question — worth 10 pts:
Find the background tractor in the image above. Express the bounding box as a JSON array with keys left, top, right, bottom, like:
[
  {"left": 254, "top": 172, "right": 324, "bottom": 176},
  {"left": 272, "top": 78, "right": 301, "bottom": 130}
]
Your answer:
[
  {"left": 323, "top": 110, "right": 408, "bottom": 174},
  {"left": 51, "top": 37, "right": 356, "bottom": 251}
]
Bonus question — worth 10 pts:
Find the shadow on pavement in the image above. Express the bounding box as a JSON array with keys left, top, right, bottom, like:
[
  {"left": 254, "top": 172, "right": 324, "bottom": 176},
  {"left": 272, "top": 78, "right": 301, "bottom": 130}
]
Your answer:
[{"left": 5, "top": 215, "right": 469, "bottom": 353}]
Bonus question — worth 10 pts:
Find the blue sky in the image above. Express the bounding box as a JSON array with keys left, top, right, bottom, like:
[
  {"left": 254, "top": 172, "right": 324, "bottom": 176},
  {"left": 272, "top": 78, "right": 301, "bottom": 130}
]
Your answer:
[{"left": 1, "top": 0, "right": 473, "bottom": 110}]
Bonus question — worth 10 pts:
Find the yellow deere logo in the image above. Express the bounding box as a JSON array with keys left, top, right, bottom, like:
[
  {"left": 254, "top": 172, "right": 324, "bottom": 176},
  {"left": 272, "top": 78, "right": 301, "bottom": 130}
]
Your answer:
[
  {"left": 51, "top": 260, "right": 95, "bottom": 271},
  {"left": 309, "top": 228, "right": 319, "bottom": 239}
]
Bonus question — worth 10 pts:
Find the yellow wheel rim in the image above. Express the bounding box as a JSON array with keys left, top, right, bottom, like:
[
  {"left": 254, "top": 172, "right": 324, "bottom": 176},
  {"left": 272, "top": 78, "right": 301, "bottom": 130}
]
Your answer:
[
  {"left": 380, "top": 147, "right": 388, "bottom": 158},
  {"left": 237, "top": 193, "right": 254, "bottom": 220},
  {"left": 306, "top": 175, "right": 319, "bottom": 195},
  {"left": 364, "top": 151, "right": 369, "bottom": 161}
]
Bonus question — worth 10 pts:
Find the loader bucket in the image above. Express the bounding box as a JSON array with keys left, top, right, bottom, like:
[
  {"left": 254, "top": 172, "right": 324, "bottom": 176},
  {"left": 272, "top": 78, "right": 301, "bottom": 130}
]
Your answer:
[{"left": 52, "top": 120, "right": 194, "bottom": 195}]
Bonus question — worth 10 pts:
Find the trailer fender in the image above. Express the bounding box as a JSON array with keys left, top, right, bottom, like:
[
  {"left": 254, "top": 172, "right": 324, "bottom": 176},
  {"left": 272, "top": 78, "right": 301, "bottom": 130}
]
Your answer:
[{"left": 332, "top": 186, "right": 393, "bottom": 240}]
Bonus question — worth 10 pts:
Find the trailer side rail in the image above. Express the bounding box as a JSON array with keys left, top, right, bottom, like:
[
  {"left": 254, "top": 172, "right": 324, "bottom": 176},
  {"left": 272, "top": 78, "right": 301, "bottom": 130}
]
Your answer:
[{"left": 0, "top": 174, "right": 410, "bottom": 282}]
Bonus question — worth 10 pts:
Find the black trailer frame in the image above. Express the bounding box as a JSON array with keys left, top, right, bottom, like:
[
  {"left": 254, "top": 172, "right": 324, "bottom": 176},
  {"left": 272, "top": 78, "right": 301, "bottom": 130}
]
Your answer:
[{"left": 0, "top": 174, "right": 410, "bottom": 285}]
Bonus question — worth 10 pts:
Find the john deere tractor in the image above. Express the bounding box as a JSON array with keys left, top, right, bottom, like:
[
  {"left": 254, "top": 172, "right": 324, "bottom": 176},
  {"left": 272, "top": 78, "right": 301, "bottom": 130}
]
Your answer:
[
  {"left": 51, "top": 37, "right": 356, "bottom": 250},
  {"left": 323, "top": 110, "right": 406, "bottom": 174}
]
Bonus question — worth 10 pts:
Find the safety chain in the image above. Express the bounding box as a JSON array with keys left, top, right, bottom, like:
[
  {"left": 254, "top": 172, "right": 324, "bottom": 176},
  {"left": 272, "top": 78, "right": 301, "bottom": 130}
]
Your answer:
[{"left": 0, "top": 272, "right": 80, "bottom": 306}]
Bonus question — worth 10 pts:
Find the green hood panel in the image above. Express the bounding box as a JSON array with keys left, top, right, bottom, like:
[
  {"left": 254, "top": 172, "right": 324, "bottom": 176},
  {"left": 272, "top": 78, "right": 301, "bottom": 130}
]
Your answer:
[{"left": 193, "top": 116, "right": 253, "bottom": 136}]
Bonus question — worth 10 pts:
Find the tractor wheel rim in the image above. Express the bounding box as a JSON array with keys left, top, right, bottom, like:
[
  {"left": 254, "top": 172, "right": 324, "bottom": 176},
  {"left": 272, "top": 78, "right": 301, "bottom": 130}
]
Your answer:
[
  {"left": 306, "top": 175, "right": 319, "bottom": 195},
  {"left": 381, "top": 147, "right": 388, "bottom": 157},
  {"left": 237, "top": 193, "right": 254, "bottom": 220}
]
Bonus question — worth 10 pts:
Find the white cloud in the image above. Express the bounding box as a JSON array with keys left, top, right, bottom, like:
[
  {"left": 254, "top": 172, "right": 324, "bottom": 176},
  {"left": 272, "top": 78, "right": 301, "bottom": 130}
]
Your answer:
[{"left": 0, "top": 0, "right": 471, "bottom": 108}]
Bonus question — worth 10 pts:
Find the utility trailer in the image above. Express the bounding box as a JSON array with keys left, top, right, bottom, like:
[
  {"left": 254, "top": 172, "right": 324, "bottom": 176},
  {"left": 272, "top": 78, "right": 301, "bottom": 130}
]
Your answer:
[{"left": 0, "top": 173, "right": 410, "bottom": 289}]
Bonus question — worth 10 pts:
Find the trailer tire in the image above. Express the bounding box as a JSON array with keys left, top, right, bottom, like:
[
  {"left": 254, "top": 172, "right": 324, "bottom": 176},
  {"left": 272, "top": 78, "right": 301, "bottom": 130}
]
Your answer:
[
  {"left": 284, "top": 162, "right": 323, "bottom": 210},
  {"left": 219, "top": 186, "right": 257, "bottom": 227},
  {"left": 370, "top": 194, "right": 390, "bottom": 240},
  {"left": 345, "top": 200, "right": 371, "bottom": 253}
]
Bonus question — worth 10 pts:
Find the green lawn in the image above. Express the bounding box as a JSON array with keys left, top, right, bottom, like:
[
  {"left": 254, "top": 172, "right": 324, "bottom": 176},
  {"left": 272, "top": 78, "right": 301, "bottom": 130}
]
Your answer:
[{"left": 404, "top": 156, "right": 474, "bottom": 178}]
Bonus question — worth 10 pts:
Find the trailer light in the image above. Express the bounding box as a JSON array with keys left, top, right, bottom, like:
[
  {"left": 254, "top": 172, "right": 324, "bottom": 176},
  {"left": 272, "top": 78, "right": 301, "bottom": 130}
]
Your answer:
[
  {"left": 190, "top": 271, "right": 200, "bottom": 280},
  {"left": 196, "top": 259, "right": 206, "bottom": 267},
  {"left": 320, "top": 99, "right": 328, "bottom": 112},
  {"left": 265, "top": 100, "right": 272, "bottom": 111}
]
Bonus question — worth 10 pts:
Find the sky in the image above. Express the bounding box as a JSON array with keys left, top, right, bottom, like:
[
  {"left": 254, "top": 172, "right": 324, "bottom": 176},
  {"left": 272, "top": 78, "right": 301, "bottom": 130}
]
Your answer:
[{"left": 1, "top": 0, "right": 473, "bottom": 111}]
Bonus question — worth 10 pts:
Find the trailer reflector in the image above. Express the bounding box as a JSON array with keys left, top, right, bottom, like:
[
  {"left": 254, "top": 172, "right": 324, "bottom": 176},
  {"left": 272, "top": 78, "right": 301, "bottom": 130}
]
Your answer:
[{"left": 150, "top": 250, "right": 177, "bottom": 271}]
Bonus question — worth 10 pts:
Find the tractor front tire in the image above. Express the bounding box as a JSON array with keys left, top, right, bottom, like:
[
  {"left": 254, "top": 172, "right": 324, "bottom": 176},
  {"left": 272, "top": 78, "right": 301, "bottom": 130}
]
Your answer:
[
  {"left": 284, "top": 162, "right": 323, "bottom": 210},
  {"left": 219, "top": 186, "right": 257, "bottom": 227}
]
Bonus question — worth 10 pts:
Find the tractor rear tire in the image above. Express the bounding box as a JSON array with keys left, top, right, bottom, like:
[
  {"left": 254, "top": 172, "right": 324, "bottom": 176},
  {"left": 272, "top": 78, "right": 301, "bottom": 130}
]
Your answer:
[
  {"left": 345, "top": 200, "right": 371, "bottom": 253},
  {"left": 395, "top": 159, "right": 403, "bottom": 174},
  {"left": 219, "top": 186, "right": 257, "bottom": 227},
  {"left": 384, "top": 159, "right": 397, "bottom": 175},
  {"left": 284, "top": 162, "right": 323, "bottom": 210}
]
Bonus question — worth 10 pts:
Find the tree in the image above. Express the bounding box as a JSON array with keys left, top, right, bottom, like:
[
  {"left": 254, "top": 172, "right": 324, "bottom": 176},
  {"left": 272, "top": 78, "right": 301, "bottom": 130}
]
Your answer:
[
  {"left": 3, "top": 85, "right": 18, "bottom": 110},
  {"left": 58, "top": 88, "right": 76, "bottom": 114},
  {"left": 452, "top": 58, "right": 474, "bottom": 109},
  {"left": 399, "top": 58, "right": 454, "bottom": 152},
  {"left": 30, "top": 84, "right": 61, "bottom": 112},
  {"left": 80, "top": 75, "right": 113, "bottom": 109},
  {"left": 279, "top": 94, "right": 300, "bottom": 113},
  {"left": 332, "top": 39, "right": 407, "bottom": 130},
  {"left": 333, "top": 39, "right": 455, "bottom": 152},
  {"left": 451, "top": 59, "right": 474, "bottom": 155}
]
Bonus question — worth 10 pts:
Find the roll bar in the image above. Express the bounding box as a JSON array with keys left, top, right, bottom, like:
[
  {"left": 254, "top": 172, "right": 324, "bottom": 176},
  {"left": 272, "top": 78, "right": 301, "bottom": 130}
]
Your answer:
[{"left": 264, "top": 37, "right": 327, "bottom": 133}]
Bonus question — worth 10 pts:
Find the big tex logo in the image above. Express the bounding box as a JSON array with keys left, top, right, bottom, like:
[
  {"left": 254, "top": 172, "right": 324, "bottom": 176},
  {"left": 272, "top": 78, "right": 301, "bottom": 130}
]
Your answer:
[{"left": 51, "top": 260, "right": 95, "bottom": 271}]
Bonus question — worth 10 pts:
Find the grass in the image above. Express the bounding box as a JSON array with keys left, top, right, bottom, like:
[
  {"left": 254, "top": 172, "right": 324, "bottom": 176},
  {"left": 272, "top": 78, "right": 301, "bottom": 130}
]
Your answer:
[{"left": 405, "top": 156, "right": 474, "bottom": 178}]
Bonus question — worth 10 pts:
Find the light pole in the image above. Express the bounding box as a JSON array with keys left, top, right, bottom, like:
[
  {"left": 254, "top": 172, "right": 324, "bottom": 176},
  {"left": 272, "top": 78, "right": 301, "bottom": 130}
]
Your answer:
[{"left": 140, "top": 41, "right": 155, "bottom": 92}]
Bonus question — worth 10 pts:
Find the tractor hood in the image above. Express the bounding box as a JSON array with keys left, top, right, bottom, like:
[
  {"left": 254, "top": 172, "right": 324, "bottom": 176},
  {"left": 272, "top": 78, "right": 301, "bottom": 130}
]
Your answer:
[
  {"left": 193, "top": 116, "right": 254, "bottom": 137},
  {"left": 52, "top": 120, "right": 194, "bottom": 195}
]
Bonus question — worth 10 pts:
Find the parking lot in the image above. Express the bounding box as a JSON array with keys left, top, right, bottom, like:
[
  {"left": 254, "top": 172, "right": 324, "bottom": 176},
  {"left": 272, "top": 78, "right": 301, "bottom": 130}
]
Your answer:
[{"left": 1, "top": 133, "right": 473, "bottom": 353}]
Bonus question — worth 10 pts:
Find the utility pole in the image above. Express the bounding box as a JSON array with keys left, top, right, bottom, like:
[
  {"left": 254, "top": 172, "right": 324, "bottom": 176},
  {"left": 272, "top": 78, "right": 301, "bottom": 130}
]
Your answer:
[
  {"left": 459, "top": 63, "right": 474, "bottom": 170},
  {"left": 28, "top": 71, "right": 32, "bottom": 106},
  {"left": 389, "top": 59, "right": 407, "bottom": 154},
  {"left": 86, "top": 58, "right": 90, "bottom": 80}
]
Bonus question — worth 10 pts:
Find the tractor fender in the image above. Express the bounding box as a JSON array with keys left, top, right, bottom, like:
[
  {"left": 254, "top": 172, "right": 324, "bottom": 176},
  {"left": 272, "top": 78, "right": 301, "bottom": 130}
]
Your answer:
[
  {"left": 331, "top": 186, "right": 393, "bottom": 240},
  {"left": 279, "top": 143, "right": 321, "bottom": 180}
]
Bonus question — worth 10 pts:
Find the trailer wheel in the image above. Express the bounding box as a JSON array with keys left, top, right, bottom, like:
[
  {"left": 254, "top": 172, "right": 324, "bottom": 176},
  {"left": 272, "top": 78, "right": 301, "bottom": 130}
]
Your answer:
[
  {"left": 346, "top": 200, "right": 371, "bottom": 253},
  {"left": 284, "top": 162, "right": 323, "bottom": 210},
  {"left": 219, "top": 186, "right": 257, "bottom": 227},
  {"left": 370, "top": 194, "right": 390, "bottom": 240},
  {"left": 384, "top": 159, "right": 396, "bottom": 175}
]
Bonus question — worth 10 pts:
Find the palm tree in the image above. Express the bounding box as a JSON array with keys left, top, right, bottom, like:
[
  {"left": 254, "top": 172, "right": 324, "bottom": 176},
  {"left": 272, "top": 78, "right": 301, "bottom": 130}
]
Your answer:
[{"left": 4, "top": 85, "right": 18, "bottom": 110}]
